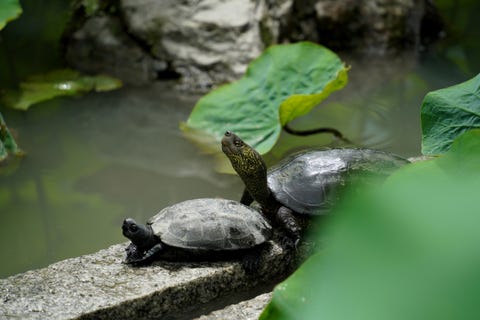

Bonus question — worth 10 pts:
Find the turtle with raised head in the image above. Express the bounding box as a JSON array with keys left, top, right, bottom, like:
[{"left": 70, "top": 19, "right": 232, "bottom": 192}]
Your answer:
[
  {"left": 221, "top": 131, "right": 409, "bottom": 245},
  {"left": 122, "top": 198, "right": 272, "bottom": 271}
]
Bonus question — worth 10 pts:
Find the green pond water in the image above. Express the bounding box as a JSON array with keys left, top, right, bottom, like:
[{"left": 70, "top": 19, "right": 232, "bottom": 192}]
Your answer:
[{"left": 0, "top": 48, "right": 476, "bottom": 278}]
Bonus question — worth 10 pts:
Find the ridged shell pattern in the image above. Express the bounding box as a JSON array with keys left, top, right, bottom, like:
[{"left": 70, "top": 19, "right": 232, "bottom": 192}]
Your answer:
[
  {"left": 267, "top": 149, "right": 409, "bottom": 215},
  {"left": 148, "top": 198, "right": 272, "bottom": 250}
]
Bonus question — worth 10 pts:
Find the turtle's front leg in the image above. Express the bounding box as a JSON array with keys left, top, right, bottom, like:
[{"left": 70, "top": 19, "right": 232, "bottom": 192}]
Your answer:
[
  {"left": 126, "top": 243, "right": 164, "bottom": 266},
  {"left": 276, "top": 206, "right": 301, "bottom": 249},
  {"left": 240, "top": 189, "right": 254, "bottom": 206},
  {"left": 142, "top": 243, "right": 164, "bottom": 262},
  {"left": 124, "top": 243, "right": 143, "bottom": 263}
]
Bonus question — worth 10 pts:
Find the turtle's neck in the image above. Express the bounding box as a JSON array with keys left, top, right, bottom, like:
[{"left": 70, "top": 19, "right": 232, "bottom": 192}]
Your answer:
[
  {"left": 230, "top": 147, "right": 275, "bottom": 211},
  {"left": 242, "top": 169, "right": 272, "bottom": 209},
  {"left": 221, "top": 132, "right": 278, "bottom": 211},
  {"left": 133, "top": 225, "right": 157, "bottom": 251}
]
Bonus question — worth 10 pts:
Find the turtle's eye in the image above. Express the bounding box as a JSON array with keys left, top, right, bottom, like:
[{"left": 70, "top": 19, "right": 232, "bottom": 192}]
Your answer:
[
  {"left": 129, "top": 224, "right": 138, "bottom": 232},
  {"left": 234, "top": 139, "right": 242, "bottom": 147}
]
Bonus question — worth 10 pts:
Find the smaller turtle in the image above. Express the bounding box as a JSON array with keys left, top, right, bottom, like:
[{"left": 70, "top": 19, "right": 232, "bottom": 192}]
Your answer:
[
  {"left": 122, "top": 198, "right": 272, "bottom": 271},
  {"left": 221, "top": 131, "right": 410, "bottom": 246}
]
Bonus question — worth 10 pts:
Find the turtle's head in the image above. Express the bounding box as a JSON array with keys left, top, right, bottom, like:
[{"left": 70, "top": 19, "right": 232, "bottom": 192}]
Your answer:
[
  {"left": 221, "top": 131, "right": 249, "bottom": 157},
  {"left": 122, "top": 218, "right": 154, "bottom": 247},
  {"left": 221, "top": 131, "right": 267, "bottom": 178},
  {"left": 222, "top": 131, "right": 271, "bottom": 206}
]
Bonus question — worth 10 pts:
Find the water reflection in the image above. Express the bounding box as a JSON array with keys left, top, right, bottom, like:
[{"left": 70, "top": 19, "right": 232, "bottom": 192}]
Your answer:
[{"left": 0, "top": 83, "right": 243, "bottom": 278}]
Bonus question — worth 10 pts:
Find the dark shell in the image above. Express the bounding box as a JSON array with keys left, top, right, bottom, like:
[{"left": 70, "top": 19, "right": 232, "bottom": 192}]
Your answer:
[
  {"left": 147, "top": 198, "right": 271, "bottom": 250},
  {"left": 267, "top": 149, "right": 409, "bottom": 215}
]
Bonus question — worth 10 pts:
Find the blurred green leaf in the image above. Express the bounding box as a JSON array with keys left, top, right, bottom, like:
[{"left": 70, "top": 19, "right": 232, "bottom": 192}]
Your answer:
[
  {"left": 0, "top": 140, "right": 6, "bottom": 162},
  {"left": 182, "top": 42, "right": 348, "bottom": 154},
  {"left": 76, "top": 0, "right": 100, "bottom": 16},
  {"left": 0, "top": 0, "right": 22, "bottom": 30},
  {"left": 0, "top": 112, "right": 23, "bottom": 162},
  {"left": 1, "top": 69, "right": 122, "bottom": 111},
  {"left": 261, "top": 129, "right": 480, "bottom": 320},
  {"left": 421, "top": 73, "right": 480, "bottom": 155}
]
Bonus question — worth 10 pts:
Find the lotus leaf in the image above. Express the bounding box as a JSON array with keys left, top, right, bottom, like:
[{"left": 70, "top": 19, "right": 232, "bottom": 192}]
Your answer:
[
  {"left": 421, "top": 74, "right": 480, "bottom": 155},
  {"left": 183, "top": 42, "right": 348, "bottom": 154}
]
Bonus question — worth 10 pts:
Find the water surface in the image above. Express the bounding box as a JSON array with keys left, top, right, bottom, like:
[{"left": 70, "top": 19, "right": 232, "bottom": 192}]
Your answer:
[{"left": 0, "top": 49, "right": 475, "bottom": 278}]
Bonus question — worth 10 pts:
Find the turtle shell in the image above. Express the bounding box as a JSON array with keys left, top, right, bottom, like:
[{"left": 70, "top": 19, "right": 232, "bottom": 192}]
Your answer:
[
  {"left": 267, "top": 148, "right": 409, "bottom": 215},
  {"left": 147, "top": 198, "right": 271, "bottom": 250}
]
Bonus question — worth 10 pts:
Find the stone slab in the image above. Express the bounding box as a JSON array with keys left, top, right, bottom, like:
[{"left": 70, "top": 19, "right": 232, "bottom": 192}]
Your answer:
[
  {"left": 194, "top": 292, "right": 272, "bottom": 320},
  {"left": 0, "top": 240, "right": 293, "bottom": 320}
]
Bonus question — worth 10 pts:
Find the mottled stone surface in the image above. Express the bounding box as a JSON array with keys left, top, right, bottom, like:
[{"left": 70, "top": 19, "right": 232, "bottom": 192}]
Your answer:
[
  {"left": 65, "top": 15, "right": 163, "bottom": 86},
  {"left": 285, "top": 0, "right": 434, "bottom": 56},
  {"left": 194, "top": 292, "right": 272, "bottom": 320},
  {"left": 63, "top": 0, "right": 441, "bottom": 91},
  {"left": 0, "top": 240, "right": 293, "bottom": 320},
  {"left": 119, "top": 0, "right": 292, "bottom": 91}
]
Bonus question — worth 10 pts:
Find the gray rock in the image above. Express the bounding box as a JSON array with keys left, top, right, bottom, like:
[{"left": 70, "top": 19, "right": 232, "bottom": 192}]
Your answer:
[
  {"left": 63, "top": 0, "right": 441, "bottom": 91},
  {"left": 194, "top": 292, "right": 272, "bottom": 320},
  {"left": 120, "top": 0, "right": 293, "bottom": 91},
  {"left": 285, "top": 0, "right": 436, "bottom": 56},
  {"left": 65, "top": 15, "right": 162, "bottom": 86},
  {"left": 0, "top": 240, "right": 293, "bottom": 319}
]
